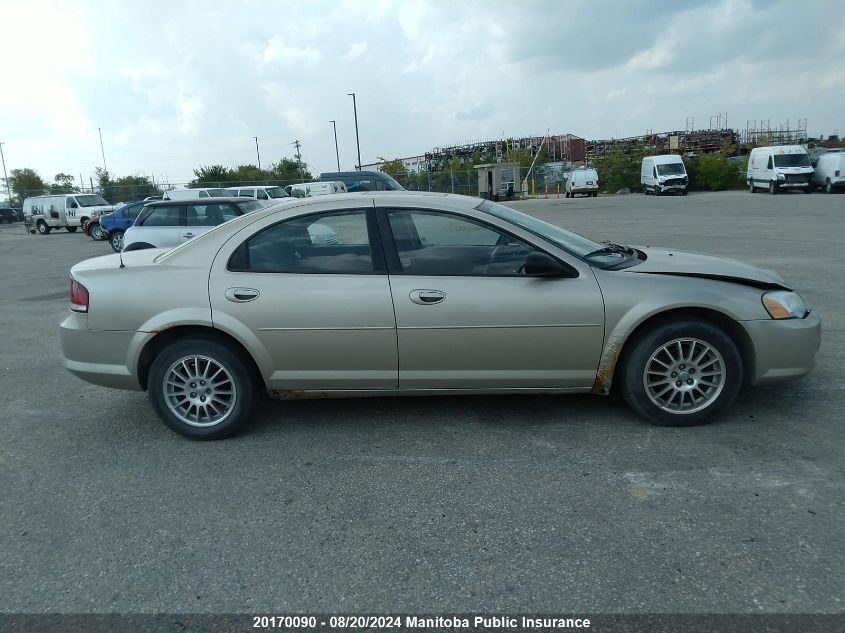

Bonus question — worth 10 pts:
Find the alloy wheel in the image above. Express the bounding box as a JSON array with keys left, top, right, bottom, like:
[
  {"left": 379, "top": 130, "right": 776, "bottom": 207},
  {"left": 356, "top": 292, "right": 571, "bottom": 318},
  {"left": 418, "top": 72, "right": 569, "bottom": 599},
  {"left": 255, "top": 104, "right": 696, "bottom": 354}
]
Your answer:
[
  {"left": 642, "top": 337, "right": 725, "bottom": 414},
  {"left": 162, "top": 355, "right": 237, "bottom": 427}
]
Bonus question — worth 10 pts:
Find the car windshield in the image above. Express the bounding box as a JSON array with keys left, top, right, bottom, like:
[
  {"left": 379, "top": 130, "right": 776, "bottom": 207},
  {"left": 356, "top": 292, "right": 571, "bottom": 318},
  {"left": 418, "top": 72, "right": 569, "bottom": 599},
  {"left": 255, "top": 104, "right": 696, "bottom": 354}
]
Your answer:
[
  {"left": 265, "top": 187, "right": 289, "bottom": 198},
  {"left": 773, "top": 154, "right": 811, "bottom": 168},
  {"left": 478, "top": 199, "right": 610, "bottom": 258},
  {"left": 237, "top": 200, "right": 265, "bottom": 213},
  {"left": 75, "top": 194, "right": 109, "bottom": 207},
  {"left": 379, "top": 173, "right": 404, "bottom": 191},
  {"left": 657, "top": 163, "right": 686, "bottom": 176}
]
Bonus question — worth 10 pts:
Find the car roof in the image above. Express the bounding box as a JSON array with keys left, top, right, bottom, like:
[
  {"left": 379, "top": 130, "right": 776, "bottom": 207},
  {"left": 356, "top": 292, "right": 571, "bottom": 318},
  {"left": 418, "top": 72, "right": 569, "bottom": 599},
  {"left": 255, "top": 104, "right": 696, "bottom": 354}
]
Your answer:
[{"left": 147, "top": 197, "right": 250, "bottom": 206}]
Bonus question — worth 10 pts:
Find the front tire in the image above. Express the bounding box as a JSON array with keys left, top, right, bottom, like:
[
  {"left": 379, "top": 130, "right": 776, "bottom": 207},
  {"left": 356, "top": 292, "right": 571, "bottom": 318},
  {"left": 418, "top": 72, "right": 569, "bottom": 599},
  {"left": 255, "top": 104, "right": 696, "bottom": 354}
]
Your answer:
[
  {"left": 826, "top": 179, "right": 833, "bottom": 194},
  {"left": 37, "top": 220, "right": 51, "bottom": 235},
  {"left": 90, "top": 224, "right": 105, "bottom": 240},
  {"left": 748, "top": 180, "right": 755, "bottom": 193},
  {"left": 769, "top": 181, "right": 778, "bottom": 195},
  {"left": 618, "top": 320, "right": 743, "bottom": 427},
  {"left": 148, "top": 338, "right": 257, "bottom": 440},
  {"left": 66, "top": 226, "right": 77, "bottom": 233}
]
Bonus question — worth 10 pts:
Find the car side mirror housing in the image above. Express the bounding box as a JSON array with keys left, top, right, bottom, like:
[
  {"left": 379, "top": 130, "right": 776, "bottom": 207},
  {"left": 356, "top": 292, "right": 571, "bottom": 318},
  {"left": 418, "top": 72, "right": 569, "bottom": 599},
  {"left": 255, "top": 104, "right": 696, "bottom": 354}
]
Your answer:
[{"left": 524, "top": 251, "right": 577, "bottom": 278}]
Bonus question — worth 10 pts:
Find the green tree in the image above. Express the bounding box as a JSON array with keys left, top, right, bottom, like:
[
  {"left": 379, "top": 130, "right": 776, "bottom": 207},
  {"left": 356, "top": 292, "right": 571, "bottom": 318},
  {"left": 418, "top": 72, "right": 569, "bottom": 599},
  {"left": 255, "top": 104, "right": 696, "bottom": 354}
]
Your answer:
[
  {"left": 593, "top": 145, "right": 650, "bottom": 192},
  {"left": 191, "top": 164, "right": 231, "bottom": 186},
  {"left": 377, "top": 157, "right": 406, "bottom": 178},
  {"left": 111, "top": 175, "right": 162, "bottom": 202},
  {"left": 51, "top": 173, "right": 77, "bottom": 193},
  {"left": 684, "top": 153, "right": 745, "bottom": 191},
  {"left": 267, "top": 157, "right": 311, "bottom": 183},
  {"left": 9, "top": 168, "right": 47, "bottom": 202}
]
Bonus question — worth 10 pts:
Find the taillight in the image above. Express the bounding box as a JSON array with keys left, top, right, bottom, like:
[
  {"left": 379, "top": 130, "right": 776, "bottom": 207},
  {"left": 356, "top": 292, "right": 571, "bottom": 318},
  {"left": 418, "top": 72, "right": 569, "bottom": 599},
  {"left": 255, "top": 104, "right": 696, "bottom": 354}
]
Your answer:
[
  {"left": 836, "top": 170, "right": 840, "bottom": 177},
  {"left": 70, "top": 279, "right": 89, "bottom": 313}
]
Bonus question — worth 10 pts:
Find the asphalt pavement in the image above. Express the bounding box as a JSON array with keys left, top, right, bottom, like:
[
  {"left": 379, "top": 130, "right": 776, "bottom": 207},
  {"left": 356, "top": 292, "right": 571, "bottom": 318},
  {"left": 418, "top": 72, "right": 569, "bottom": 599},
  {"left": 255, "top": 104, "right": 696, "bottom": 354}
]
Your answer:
[{"left": 0, "top": 190, "right": 842, "bottom": 614}]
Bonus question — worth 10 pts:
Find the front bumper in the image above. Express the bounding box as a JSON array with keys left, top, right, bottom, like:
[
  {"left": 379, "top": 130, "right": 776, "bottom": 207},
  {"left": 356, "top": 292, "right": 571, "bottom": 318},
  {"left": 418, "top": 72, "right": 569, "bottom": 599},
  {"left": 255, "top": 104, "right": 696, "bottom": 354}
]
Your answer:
[
  {"left": 60, "top": 311, "right": 148, "bottom": 391},
  {"left": 741, "top": 310, "right": 821, "bottom": 384}
]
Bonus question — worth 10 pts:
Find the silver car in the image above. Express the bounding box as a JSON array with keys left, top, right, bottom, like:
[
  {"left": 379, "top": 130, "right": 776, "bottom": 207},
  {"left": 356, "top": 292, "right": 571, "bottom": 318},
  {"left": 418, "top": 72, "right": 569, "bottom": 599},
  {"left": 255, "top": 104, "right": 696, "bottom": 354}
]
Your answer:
[{"left": 60, "top": 192, "right": 821, "bottom": 440}]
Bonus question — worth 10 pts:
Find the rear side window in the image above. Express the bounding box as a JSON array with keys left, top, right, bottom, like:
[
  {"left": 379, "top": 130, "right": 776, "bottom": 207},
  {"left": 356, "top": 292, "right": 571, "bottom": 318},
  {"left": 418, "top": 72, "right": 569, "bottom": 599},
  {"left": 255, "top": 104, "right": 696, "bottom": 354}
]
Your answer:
[
  {"left": 137, "top": 205, "right": 184, "bottom": 226},
  {"left": 125, "top": 205, "right": 143, "bottom": 219},
  {"left": 256, "top": 190, "right": 268, "bottom": 200},
  {"left": 187, "top": 203, "right": 240, "bottom": 226},
  {"left": 228, "top": 210, "right": 374, "bottom": 274}
]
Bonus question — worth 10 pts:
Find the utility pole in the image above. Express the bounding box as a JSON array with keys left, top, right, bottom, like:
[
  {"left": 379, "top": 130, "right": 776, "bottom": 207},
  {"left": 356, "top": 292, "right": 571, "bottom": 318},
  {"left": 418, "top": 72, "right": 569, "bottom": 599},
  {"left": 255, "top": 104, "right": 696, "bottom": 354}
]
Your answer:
[
  {"left": 293, "top": 140, "right": 306, "bottom": 182},
  {"left": 0, "top": 142, "right": 10, "bottom": 205},
  {"left": 348, "top": 93, "right": 361, "bottom": 171},
  {"left": 252, "top": 136, "right": 261, "bottom": 171},
  {"left": 98, "top": 127, "right": 108, "bottom": 174},
  {"left": 329, "top": 120, "right": 341, "bottom": 171}
]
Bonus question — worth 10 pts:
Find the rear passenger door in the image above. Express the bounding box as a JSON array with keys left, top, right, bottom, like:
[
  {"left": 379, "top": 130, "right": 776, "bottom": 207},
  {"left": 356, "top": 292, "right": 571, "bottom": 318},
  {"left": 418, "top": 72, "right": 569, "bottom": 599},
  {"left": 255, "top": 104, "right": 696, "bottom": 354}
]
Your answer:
[
  {"left": 182, "top": 203, "right": 240, "bottom": 242},
  {"left": 132, "top": 205, "right": 185, "bottom": 247}
]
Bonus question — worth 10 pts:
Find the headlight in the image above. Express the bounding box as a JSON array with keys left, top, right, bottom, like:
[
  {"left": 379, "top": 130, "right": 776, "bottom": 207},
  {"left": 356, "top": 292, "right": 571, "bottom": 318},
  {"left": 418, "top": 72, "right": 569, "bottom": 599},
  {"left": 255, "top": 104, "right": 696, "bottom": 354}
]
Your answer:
[
  {"left": 777, "top": 173, "right": 786, "bottom": 180},
  {"left": 762, "top": 290, "right": 808, "bottom": 319}
]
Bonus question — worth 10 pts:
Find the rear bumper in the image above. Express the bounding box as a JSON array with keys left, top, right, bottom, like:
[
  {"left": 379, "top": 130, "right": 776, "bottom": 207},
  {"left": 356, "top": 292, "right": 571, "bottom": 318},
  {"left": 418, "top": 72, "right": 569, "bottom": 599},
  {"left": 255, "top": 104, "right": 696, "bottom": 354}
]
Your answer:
[
  {"left": 741, "top": 311, "right": 821, "bottom": 384},
  {"left": 60, "top": 311, "right": 148, "bottom": 391}
]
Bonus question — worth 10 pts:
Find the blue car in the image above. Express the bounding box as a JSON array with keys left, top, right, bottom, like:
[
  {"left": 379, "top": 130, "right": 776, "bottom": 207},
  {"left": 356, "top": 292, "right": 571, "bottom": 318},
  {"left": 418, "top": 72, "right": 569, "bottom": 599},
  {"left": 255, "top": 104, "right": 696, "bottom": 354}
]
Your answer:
[{"left": 100, "top": 200, "right": 147, "bottom": 252}]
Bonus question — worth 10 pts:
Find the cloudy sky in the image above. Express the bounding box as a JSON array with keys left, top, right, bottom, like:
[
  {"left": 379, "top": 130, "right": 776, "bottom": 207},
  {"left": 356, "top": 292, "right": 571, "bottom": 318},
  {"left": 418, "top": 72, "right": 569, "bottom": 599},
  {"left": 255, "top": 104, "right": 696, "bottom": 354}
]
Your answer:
[{"left": 1, "top": 0, "right": 843, "bottom": 186}]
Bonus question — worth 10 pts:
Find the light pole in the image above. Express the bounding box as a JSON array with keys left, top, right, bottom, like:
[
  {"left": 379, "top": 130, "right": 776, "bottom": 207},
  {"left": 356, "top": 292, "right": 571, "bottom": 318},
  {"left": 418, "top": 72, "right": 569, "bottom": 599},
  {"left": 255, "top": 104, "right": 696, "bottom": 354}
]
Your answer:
[
  {"left": 0, "top": 142, "right": 10, "bottom": 205},
  {"left": 329, "top": 120, "right": 340, "bottom": 171},
  {"left": 348, "top": 93, "right": 361, "bottom": 171},
  {"left": 98, "top": 127, "right": 107, "bottom": 174},
  {"left": 252, "top": 136, "right": 261, "bottom": 171}
]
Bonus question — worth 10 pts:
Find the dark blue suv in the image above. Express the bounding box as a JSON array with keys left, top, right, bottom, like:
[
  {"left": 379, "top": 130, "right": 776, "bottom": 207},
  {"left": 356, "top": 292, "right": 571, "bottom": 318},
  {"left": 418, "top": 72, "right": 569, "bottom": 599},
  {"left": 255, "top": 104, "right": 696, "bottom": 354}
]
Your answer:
[{"left": 101, "top": 200, "right": 147, "bottom": 252}]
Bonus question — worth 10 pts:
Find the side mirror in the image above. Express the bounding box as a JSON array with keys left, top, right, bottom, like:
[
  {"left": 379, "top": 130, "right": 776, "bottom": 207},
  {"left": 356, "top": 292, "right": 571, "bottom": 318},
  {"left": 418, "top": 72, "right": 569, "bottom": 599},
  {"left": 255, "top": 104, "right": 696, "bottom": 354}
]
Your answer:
[{"left": 524, "top": 251, "right": 577, "bottom": 278}]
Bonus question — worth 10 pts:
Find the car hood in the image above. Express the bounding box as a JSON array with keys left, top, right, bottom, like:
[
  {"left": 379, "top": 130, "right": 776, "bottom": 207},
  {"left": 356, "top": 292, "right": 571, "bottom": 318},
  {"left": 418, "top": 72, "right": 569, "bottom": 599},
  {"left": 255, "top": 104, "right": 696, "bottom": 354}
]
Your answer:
[{"left": 626, "top": 246, "right": 791, "bottom": 290}]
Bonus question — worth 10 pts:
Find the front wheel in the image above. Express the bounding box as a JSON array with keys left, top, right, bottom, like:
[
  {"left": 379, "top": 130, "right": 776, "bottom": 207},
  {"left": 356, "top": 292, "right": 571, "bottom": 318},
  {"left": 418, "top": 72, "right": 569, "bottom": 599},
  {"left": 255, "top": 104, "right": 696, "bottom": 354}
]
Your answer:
[
  {"left": 109, "top": 231, "right": 124, "bottom": 252},
  {"left": 90, "top": 224, "right": 105, "bottom": 240},
  {"left": 654, "top": 186, "right": 661, "bottom": 196},
  {"left": 826, "top": 179, "right": 833, "bottom": 194},
  {"left": 66, "top": 226, "right": 78, "bottom": 233},
  {"left": 37, "top": 220, "right": 51, "bottom": 235},
  {"left": 748, "top": 180, "right": 755, "bottom": 193},
  {"left": 148, "top": 338, "right": 257, "bottom": 440},
  {"left": 681, "top": 189, "right": 688, "bottom": 196},
  {"left": 769, "top": 181, "right": 778, "bottom": 195},
  {"left": 618, "top": 320, "right": 743, "bottom": 426}
]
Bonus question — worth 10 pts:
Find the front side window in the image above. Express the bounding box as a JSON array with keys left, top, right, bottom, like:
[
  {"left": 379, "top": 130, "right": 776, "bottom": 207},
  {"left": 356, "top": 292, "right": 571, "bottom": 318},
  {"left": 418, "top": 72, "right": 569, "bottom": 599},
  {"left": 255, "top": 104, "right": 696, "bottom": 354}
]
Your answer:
[
  {"left": 265, "top": 186, "right": 289, "bottom": 199},
  {"left": 256, "top": 189, "right": 269, "bottom": 200},
  {"left": 187, "top": 204, "right": 240, "bottom": 227},
  {"left": 229, "top": 210, "right": 373, "bottom": 274},
  {"left": 767, "top": 156, "right": 773, "bottom": 170},
  {"left": 138, "top": 205, "right": 184, "bottom": 226},
  {"left": 387, "top": 209, "right": 534, "bottom": 276},
  {"left": 66, "top": 197, "right": 77, "bottom": 208}
]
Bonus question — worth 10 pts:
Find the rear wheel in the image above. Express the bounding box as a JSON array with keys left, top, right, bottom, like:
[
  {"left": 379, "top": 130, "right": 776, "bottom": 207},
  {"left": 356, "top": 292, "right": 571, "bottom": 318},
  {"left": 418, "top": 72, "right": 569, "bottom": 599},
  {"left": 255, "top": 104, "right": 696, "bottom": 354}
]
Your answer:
[
  {"left": 109, "top": 231, "right": 124, "bottom": 252},
  {"left": 148, "top": 338, "right": 257, "bottom": 440},
  {"left": 37, "top": 220, "right": 51, "bottom": 235},
  {"left": 618, "top": 320, "right": 743, "bottom": 427}
]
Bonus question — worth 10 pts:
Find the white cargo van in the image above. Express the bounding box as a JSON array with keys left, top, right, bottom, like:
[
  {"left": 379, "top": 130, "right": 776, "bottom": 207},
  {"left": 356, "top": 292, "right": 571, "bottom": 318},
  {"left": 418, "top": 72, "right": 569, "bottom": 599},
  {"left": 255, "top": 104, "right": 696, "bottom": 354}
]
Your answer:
[
  {"left": 162, "top": 187, "right": 228, "bottom": 200},
  {"left": 285, "top": 181, "right": 348, "bottom": 198},
  {"left": 565, "top": 168, "right": 599, "bottom": 198},
  {"left": 747, "top": 145, "right": 813, "bottom": 194},
  {"left": 23, "top": 194, "right": 114, "bottom": 235},
  {"left": 641, "top": 155, "right": 688, "bottom": 196},
  {"left": 811, "top": 150, "right": 845, "bottom": 194}
]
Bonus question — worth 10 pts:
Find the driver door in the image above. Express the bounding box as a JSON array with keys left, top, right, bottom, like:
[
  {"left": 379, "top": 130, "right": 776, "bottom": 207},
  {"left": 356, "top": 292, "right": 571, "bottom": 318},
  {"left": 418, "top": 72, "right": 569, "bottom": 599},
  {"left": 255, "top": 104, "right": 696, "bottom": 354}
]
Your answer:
[{"left": 379, "top": 208, "right": 605, "bottom": 390}]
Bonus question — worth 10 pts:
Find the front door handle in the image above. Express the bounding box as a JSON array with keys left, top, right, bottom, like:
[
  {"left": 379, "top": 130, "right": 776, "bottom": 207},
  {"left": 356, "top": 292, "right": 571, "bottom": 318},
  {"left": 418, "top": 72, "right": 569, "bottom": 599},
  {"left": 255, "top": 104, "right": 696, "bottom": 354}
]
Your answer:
[
  {"left": 225, "top": 287, "right": 260, "bottom": 302},
  {"left": 182, "top": 232, "right": 195, "bottom": 238},
  {"left": 409, "top": 289, "right": 446, "bottom": 305}
]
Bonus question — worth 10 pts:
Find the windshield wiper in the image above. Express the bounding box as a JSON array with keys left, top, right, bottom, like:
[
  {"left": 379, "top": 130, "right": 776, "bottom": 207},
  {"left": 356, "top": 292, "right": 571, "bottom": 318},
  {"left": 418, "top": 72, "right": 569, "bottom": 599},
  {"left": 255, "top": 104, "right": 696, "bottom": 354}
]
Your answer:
[{"left": 585, "top": 241, "right": 634, "bottom": 258}]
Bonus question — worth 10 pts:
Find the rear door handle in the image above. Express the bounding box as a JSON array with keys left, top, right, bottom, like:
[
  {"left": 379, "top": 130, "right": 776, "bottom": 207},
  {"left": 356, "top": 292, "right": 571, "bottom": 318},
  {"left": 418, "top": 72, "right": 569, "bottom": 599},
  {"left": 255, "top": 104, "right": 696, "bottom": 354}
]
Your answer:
[
  {"left": 409, "top": 289, "right": 446, "bottom": 305},
  {"left": 225, "top": 287, "right": 260, "bottom": 302}
]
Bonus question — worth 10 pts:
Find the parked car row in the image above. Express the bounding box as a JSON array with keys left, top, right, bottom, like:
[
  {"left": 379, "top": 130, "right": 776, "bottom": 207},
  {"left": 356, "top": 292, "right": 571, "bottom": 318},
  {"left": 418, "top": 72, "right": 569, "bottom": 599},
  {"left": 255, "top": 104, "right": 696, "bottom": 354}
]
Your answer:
[
  {"left": 747, "top": 145, "right": 842, "bottom": 194},
  {"left": 0, "top": 206, "right": 22, "bottom": 223}
]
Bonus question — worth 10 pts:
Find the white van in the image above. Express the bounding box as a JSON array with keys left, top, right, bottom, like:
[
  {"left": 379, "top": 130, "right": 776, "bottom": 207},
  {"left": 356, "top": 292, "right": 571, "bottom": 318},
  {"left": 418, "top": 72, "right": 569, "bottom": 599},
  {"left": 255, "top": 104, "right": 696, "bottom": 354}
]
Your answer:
[
  {"left": 641, "top": 155, "right": 688, "bottom": 196},
  {"left": 747, "top": 145, "right": 813, "bottom": 194},
  {"left": 162, "top": 187, "right": 228, "bottom": 200},
  {"left": 223, "top": 185, "right": 291, "bottom": 207},
  {"left": 811, "top": 150, "right": 845, "bottom": 194},
  {"left": 23, "top": 194, "right": 114, "bottom": 235},
  {"left": 285, "top": 181, "right": 348, "bottom": 198},
  {"left": 565, "top": 168, "right": 599, "bottom": 198}
]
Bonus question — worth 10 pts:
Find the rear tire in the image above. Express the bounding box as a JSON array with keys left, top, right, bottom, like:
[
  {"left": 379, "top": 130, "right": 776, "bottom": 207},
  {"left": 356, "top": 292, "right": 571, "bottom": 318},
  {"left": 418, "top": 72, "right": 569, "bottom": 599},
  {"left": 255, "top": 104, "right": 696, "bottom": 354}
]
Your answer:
[
  {"left": 109, "top": 231, "right": 124, "bottom": 252},
  {"left": 147, "top": 338, "right": 257, "bottom": 440},
  {"left": 37, "top": 220, "right": 51, "bottom": 235},
  {"left": 618, "top": 320, "right": 743, "bottom": 427}
]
